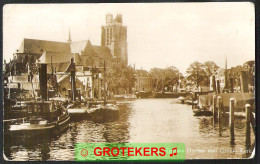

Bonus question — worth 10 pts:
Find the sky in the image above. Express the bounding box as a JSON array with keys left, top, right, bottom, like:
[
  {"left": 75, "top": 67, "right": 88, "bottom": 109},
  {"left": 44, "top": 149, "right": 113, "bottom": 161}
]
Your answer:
[{"left": 3, "top": 3, "right": 255, "bottom": 74}]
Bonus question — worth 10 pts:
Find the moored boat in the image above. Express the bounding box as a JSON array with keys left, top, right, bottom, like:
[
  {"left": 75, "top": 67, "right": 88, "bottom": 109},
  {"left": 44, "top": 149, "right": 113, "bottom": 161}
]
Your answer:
[
  {"left": 192, "top": 108, "right": 213, "bottom": 117},
  {"left": 177, "top": 96, "right": 185, "bottom": 104},
  {"left": 6, "top": 100, "right": 70, "bottom": 137},
  {"left": 66, "top": 102, "right": 89, "bottom": 120},
  {"left": 87, "top": 101, "right": 119, "bottom": 122}
]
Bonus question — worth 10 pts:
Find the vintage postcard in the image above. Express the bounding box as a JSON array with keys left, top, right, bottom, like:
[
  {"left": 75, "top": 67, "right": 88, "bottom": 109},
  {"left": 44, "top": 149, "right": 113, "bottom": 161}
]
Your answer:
[{"left": 3, "top": 3, "right": 255, "bottom": 161}]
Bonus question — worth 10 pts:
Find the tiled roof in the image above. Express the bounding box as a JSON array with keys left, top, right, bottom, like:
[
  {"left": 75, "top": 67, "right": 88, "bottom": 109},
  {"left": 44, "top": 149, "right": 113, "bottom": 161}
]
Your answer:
[
  {"left": 38, "top": 51, "right": 73, "bottom": 64},
  {"left": 92, "top": 46, "right": 112, "bottom": 58},
  {"left": 19, "top": 38, "right": 70, "bottom": 54},
  {"left": 70, "top": 40, "right": 112, "bottom": 58},
  {"left": 57, "top": 74, "right": 83, "bottom": 85},
  {"left": 70, "top": 40, "right": 88, "bottom": 54},
  {"left": 46, "top": 62, "right": 70, "bottom": 73}
]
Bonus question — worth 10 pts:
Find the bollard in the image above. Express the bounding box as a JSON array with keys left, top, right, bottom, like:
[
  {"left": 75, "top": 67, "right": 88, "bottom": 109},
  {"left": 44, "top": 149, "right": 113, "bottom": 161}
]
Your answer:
[
  {"left": 217, "top": 80, "right": 221, "bottom": 93},
  {"left": 217, "top": 96, "right": 222, "bottom": 119},
  {"left": 197, "top": 95, "right": 200, "bottom": 109},
  {"left": 218, "top": 96, "right": 223, "bottom": 136},
  {"left": 212, "top": 76, "right": 216, "bottom": 93},
  {"left": 229, "top": 98, "right": 235, "bottom": 145},
  {"left": 213, "top": 95, "right": 217, "bottom": 120},
  {"left": 229, "top": 98, "right": 235, "bottom": 126},
  {"left": 245, "top": 104, "right": 251, "bottom": 147}
]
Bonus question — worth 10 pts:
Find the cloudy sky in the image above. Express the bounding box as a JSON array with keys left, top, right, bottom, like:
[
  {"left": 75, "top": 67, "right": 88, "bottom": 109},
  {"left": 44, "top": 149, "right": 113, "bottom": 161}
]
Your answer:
[{"left": 3, "top": 3, "right": 255, "bottom": 74}]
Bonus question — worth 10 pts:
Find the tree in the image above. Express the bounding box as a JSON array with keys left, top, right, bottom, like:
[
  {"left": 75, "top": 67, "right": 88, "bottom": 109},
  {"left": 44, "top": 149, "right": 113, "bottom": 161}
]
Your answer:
[
  {"left": 163, "top": 66, "right": 183, "bottom": 91},
  {"left": 227, "top": 65, "right": 244, "bottom": 88},
  {"left": 150, "top": 68, "right": 164, "bottom": 91},
  {"left": 202, "top": 61, "right": 219, "bottom": 86},
  {"left": 106, "top": 61, "right": 136, "bottom": 94},
  {"left": 243, "top": 60, "right": 255, "bottom": 86},
  {"left": 186, "top": 61, "right": 206, "bottom": 87},
  {"left": 150, "top": 66, "right": 182, "bottom": 92}
]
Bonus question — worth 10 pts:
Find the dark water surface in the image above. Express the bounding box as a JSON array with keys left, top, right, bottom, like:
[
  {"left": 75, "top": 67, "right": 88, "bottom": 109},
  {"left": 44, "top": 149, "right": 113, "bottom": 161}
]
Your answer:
[{"left": 4, "top": 98, "right": 255, "bottom": 160}]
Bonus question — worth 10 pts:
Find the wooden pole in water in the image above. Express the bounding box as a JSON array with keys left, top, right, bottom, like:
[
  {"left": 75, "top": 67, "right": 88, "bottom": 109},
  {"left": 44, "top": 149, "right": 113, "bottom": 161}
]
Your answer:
[
  {"left": 217, "top": 96, "right": 222, "bottom": 119},
  {"left": 245, "top": 104, "right": 251, "bottom": 147},
  {"left": 218, "top": 96, "right": 223, "bottom": 137},
  {"left": 229, "top": 98, "right": 235, "bottom": 145},
  {"left": 197, "top": 94, "right": 200, "bottom": 109},
  {"left": 104, "top": 60, "right": 107, "bottom": 106},
  {"left": 212, "top": 76, "right": 216, "bottom": 93},
  {"left": 213, "top": 95, "right": 217, "bottom": 120},
  {"left": 216, "top": 80, "right": 220, "bottom": 94},
  {"left": 98, "top": 77, "right": 101, "bottom": 99}
]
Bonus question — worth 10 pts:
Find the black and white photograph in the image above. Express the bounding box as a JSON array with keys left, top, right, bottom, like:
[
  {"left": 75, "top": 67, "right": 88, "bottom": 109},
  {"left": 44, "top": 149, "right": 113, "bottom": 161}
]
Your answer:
[{"left": 3, "top": 3, "right": 255, "bottom": 161}]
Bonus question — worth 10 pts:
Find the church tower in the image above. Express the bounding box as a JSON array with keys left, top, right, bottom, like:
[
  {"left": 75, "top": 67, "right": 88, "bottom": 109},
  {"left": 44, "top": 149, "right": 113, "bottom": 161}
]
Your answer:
[{"left": 101, "top": 14, "right": 128, "bottom": 65}]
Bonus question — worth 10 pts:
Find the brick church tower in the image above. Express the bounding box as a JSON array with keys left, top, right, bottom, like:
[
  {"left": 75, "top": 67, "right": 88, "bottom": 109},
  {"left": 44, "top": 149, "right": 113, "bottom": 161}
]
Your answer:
[{"left": 101, "top": 14, "right": 128, "bottom": 65}]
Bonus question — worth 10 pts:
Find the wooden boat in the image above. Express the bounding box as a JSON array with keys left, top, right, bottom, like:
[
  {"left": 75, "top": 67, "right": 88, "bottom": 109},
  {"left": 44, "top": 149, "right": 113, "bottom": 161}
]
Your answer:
[
  {"left": 135, "top": 91, "right": 153, "bottom": 98},
  {"left": 124, "top": 94, "right": 137, "bottom": 99},
  {"left": 177, "top": 96, "right": 185, "bottom": 104},
  {"left": 193, "top": 109, "right": 213, "bottom": 116},
  {"left": 186, "top": 100, "right": 198, "bottom": 105},
  {"left": 87, "top": 102, "right": 119, "bottom": 122},
  {"left": 152, "top": 92, "right": 187, "bottom": 98},
  {"left": 66, "top": 102, "right": 89, "bottom": 120},
  {"left": 6, "top": 100, "right": 70, "bottom": 137},
  {"left": 192, "top": 106, "right": 213, "bottom": 116}
]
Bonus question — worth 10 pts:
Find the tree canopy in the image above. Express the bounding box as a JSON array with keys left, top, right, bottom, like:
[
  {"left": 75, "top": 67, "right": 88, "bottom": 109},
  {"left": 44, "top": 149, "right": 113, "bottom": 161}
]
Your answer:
[
  {"left": 149, "top": 66, "right": 183, "bottom": 92},
  {"left": 106, "top": 60, "right": 136, "bottom": 94},
  {"left": 186, "top": 61, "right": 219, "bottom": 87}
]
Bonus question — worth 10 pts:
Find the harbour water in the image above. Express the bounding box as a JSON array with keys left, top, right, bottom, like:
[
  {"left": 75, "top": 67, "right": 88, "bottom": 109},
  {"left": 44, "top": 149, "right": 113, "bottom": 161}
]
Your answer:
[{"left": 4, "top": 98, "right": 255, "bottom": 160}]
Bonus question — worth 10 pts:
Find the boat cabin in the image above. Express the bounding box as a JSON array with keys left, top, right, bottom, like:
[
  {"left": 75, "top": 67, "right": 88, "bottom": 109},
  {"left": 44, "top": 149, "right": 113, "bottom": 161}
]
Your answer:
[{"left": 25, "top": 101, "right": 62, "bottom": 122}]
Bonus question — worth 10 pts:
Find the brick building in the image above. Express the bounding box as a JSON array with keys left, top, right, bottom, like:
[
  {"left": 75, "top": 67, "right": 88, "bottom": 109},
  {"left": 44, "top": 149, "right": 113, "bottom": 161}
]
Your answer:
[{"left": 134, "top": 70, "right": 153, "bottom": 92}]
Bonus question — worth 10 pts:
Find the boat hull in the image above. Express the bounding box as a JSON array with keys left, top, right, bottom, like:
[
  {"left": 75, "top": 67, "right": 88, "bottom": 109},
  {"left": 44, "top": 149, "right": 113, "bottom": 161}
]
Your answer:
[
  {"left": 88, "top": 106, "right": 119, "bottom": 123},
  {"left": 67, "top": 107, "right": 89, "bottom": 120},
  {"left": 7, "top": 114, "right": 70, "bottom": 137}
]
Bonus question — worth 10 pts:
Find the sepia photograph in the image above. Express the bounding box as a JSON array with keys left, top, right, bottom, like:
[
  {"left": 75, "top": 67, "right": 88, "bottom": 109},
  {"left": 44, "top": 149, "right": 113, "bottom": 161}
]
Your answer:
[{"left": 3, "top": 2, "right": 255, "bottom": 161}]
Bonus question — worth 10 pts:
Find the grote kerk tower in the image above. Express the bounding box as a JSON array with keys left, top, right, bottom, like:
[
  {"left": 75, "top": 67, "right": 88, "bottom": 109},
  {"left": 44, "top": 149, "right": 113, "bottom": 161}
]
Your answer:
[{"left": 101, "top": 14, "right": 128, "bottom": 65}]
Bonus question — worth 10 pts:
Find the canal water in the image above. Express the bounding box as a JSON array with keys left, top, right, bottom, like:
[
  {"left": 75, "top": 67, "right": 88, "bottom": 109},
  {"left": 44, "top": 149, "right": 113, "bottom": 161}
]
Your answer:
[{"left": 4, "top": 98, "right": 255, "bottom": 160}]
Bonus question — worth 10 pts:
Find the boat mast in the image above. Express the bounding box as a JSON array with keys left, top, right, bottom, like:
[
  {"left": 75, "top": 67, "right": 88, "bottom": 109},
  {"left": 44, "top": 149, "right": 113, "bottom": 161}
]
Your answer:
[
  {"left": 51, "top": 56, "right": 54, "bottom": 89},
  {"left": 70, "top": 58, "right": 76, "bottom": 102},
  {"left": 104, "top": 60, "right": 106, "bottom": 106}
]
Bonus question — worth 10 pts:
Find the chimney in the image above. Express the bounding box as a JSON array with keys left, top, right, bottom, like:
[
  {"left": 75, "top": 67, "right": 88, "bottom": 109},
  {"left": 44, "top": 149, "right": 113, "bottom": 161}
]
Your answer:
[
  {"left": 39, "top": 64, "right": 48, "bottom": 100},
  {"left": 70, "top": 58, "right": 76, "bottom": 101}
]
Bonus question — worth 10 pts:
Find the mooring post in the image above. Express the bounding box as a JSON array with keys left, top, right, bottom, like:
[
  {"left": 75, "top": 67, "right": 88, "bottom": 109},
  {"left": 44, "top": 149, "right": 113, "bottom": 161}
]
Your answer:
[
  {"left": 197, "top": 94, "right": 200, "bottom": 109},
  {"left": 217, "top": 96, "right": 222, "bottom": 119},
  {"left": 212, "top": 76, "right": 216, "bottom": 93},
  {"left": 245, "top": 104, "right": 251, "bottom": 147},
  {"left": 213, "top": 95, "right": 217, "bottom": 120},
  {"left": 217, "top": 80, "right": 221, "bottom": 93},
  {"left": 229, "top": 98, "right": 235, "bottom": 145}
]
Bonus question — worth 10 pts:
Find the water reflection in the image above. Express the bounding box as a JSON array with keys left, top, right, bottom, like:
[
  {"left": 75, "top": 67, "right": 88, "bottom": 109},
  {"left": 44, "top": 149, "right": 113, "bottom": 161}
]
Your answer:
[{"left": 4, "top": 99, "right": 255, "bottom": 160}]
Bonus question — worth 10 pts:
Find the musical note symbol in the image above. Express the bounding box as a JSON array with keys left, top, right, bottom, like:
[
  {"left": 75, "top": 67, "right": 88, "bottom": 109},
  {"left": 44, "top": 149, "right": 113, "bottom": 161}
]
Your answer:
[{"left": 170, "top": 147, "right": 177, "bottom": 156}]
